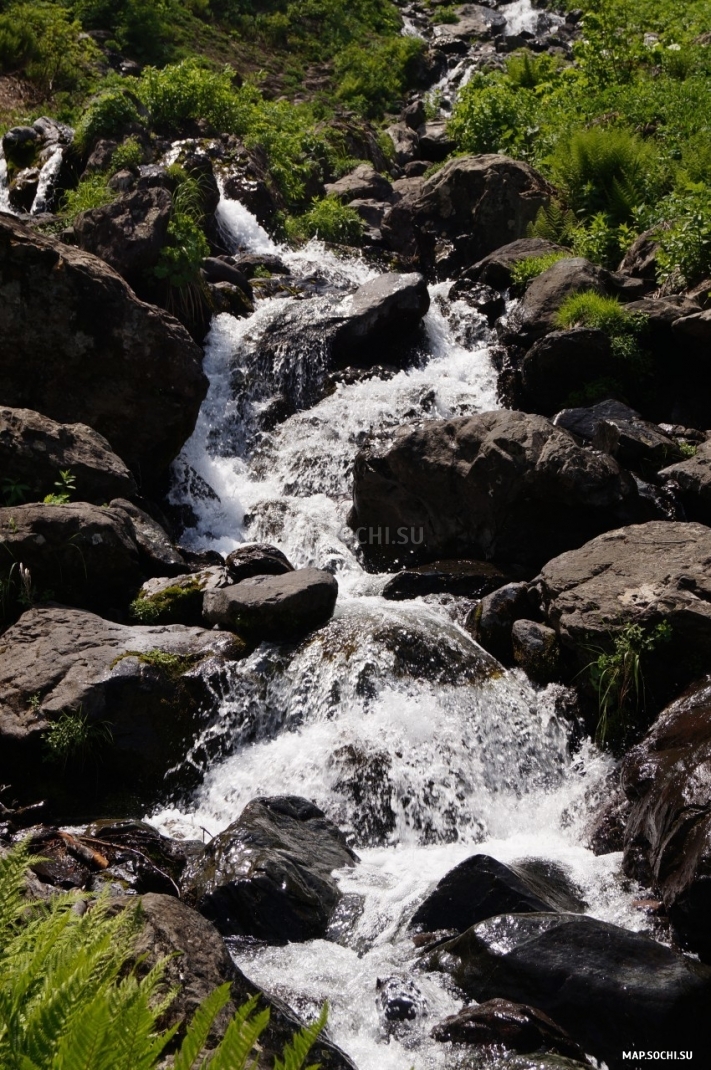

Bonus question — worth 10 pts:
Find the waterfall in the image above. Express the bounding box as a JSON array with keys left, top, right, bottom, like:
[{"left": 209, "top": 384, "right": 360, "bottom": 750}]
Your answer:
[
  {"left": 0, "top": 150, "right": 13, "bottom": 215},
  {"left": 151, "top": 193, "right": 649, "bottom": 1069}
]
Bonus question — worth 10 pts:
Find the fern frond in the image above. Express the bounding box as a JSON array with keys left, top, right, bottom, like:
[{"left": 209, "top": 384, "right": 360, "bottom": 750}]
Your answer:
[
  {"left": 173, "top": 982, "right": 235, "bottom": 1070},
  {"left": 201, "top": 996, "right": 269, "bottom": 1070},
  {"left": 273, "top": 1004, "right": 327, "bottom": 1070}
]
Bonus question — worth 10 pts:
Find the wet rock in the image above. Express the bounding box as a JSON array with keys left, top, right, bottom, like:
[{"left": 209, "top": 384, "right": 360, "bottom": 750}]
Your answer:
[
  {"left": 108, "top": 497, "right": 186, "bottom": 577},
  {"left": 74, "top": 187, "right": 172, "bottom": 287},
  {"left": 0, "top": 605, "right": 246, "bottom": 811},
  {"left": 402, "top": 99, "right": 426, "bottom": 131},
  {"left": 350, "top": 410, "right": 643, "bottom": 570},
  {"left": 331, "top": 272, "right": 430, "bottom": 366},
  {"left": 409, "top": 854, "right": 584, "bottom": 934},
  {"left": 0, "top": 214, "right": 207, "bottom": 481},
  {"left": 201, "top": 256, "right": 252, "bottom": 297},
  {"left": 233, "top": 253, "right": 290, "bottom": 278},
  {"left": 465, "top": 238, "right": 569, "bottom": 291},
  {"left": 467, "top": 581, "right": 537, "bottom": 663},
  {"left": 182, "top": 796, "right": 357, "bottom": 943},
  {"left": 433, "top": 4, "right": 506, "bottom": 42},
  {"left": 382, "top": 559, "right": 507, "bottom": 601},
  {"left": 621, "top": 677, "right": 711, "bottom": 959},
  {"left": 385, "top": 123, "right": 420, "bottom": 166},
  {"left": 203, "top": 568, "right": 338, "bottom": 641},
  {"left": 504, "top": 257, "right": 647, "bottom": 346},
  {"left": 0, "top": 406, "right": 137, "bottom": 504},
  {"left": 324, "top": 164, "right": 393, "bottom": 203},
  {"left": 2, "top": 125, "right": 40, "bottom": 164},
  {"left": 133, "top": 892, "right": 356, "bottom": 1068},
  {"left": 0, "top": 502, "right": 140, "bottom": 613},
  {"left": 376, "top": 976, "right": 427, "bottom": 1023},
  {"left": 555, "top": 399, "right": 684, "bottom": 471},
  {"left": 417, "top": 120, "right": 455, "bottom": 162},
  {"left": 225, "top": 543, "right": 294, "bottom": 583},
  {"left": 221, "top": 142, "right": 285, "bottom": 230},
  {"left": 534, "top": 521, "right": 711, "bottom": 697},
  {"left": 8, "top": 167, "right": 40, "bottom": 212},
  {"left": 83, "top": 818, "right": 202, "bottom": 894},
  {"left": 588, "top": 791, "right": 631, "bottom": 856},
  {"left": 519, "top": 328, "right": 615, "bottom": 414},
  {"left": 660, "top": 439, "right": 711, "bottom": 523},
  {"left": 133, "top": 567, "right": 231, "bottom": 625},
  {"left": 448, "top": 278, "right": 506, "bottom": 322},
  {"left": 512, "top": 620, "right": 560, "bottom": 683},
  {"left": 208, "top": 280, "right": 253, "bottom": 317},
  {"left": 431, "top": 998, "right": 589, "bottom": 1062},
  {"left": 423, "top": 912, "right": 711, "bottom": 1070}
]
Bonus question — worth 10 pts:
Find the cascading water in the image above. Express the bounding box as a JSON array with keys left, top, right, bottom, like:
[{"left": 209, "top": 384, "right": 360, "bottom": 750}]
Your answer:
[
  {"left": 0, "top": 150, "right": 12, "bottom": 214},
  {"left": 151, "top": 194, "right": 650, "bottom": 1068}
]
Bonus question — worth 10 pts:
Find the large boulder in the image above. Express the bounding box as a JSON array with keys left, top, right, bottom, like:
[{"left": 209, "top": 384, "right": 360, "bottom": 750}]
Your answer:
[
  {"left": 433, "top": 4, "right": 506, "bottom": 42},
  {"left": 534, "top": 522, "right": 711, "bottom": 697},
  {"left": 382, "top": 559, "right": 507, "bottom": 601},
  {"left": 0, "top": 502, "right": 141, "bottom": 614},
  {"left": 133, "top": 566, "right": 231, "bottom": 626},
  {"left": 225, "top": 543, "right": 294, "bottom": 583},
  {"left": 330, "top": 272, "right": 430, "bottom": 366},
  {"left": 430, "top": 998, "right": 589, "bottom": 1062},
  {"left": 324, "top": 164, "right": 393, "bottom": 203},
  {"left": 0, "top": 213, "right": 206, "bottom": 480},
  {"left": 556, "top": 399, "right": 685, "bottom": 471},
  {"left": 0, "top": 406, "right": 137, "bottom": 504},
  {"left": 133, "top": 893, "right": 356, "bottom": 1069},
  {"left": 423, "top": 912, "right": 711, "bottom": 1069},
  {"left": 383, "top": 155, "right": 552, "bottom": 275},
  {"left": 74, "top": 188, "right": 172, "bottom": 287},
  {"left": 349, "top": 410, "right": 644, "bottom": 570},
  {"left": 0, "top": 605, "right": 246, "bottom": 811},
  {"left": 108, "top": 497, "right": 186, "bottom": 577},
  {"left": 182, "top": 796, "right": 357, "bottom": 942},
  {"left": 409, "top": 854, "right": 584, "bottom": 934},
  {"left": 519, "top": 328, "right": 616, "bottom": 414},
  {"left": 660, "top": 438, "right": 711, "bottom": 523},
  {"left": 203, "top": 568, "right": 338, "bottom": 641},
  {"left": 621, "top": 677, "right": 711, "bottom": 959},
  {"left": 465, "top": 238, "right": 570, "bottom": 291}
]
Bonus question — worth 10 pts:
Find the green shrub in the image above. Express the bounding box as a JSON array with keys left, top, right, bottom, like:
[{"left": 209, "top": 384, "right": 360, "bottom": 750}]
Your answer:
[
  {"left": 0, "top": 3, "right": 98, "bottom": 90},
  {"left": 432, "top": 6, "right": 459, "bottom": 25},
  {"left": 42, "top": 707, "right": 113, "bottom": 768},
  {"left": 111, "top": 135, "right": 143, "bottom": 171},
  {"left": 334, "top": 35, "right": 424, "bottom": 118},
  {"left": 286, "top": 196, "right": 364, "bottom": 245},
  {"left": 510, "top": 251, "right": 572, "bottom": 287},
  {"left": 555, "top": 291, "right": 647, "bottom": 338},
  {"left": 0, "top": 842, "right": 327, "bottom": 1070},
  {"left": 75, "top": 89, "right": 142, "bottom": 150},
  {"left": 70, "top": 0, "right": 175, "bottom": 63},
  {"left": 139, "top": 59, "right": 246, "bottom": 133},
  {"left": 447, "top": 76, "right": 537, "bottom": 157},
  {"left": 61, "top": 174, "right": 114, "bottom": 218},
  {"left": 506, "top": 49, "right": 563, "bottom": 90},
  {"left": 656, "top": 187, "right": 711, "bottom": 286}
]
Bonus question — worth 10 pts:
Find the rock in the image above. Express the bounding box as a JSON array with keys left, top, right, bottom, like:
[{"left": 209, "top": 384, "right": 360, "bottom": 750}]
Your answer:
[
  {"left": 0, "top": 502, "right": 141, "bottom": 614},
  {"left": 465, "top": 238, "right": 569, "bottom": 290},
  {"left": 385, "top": 123, "right": 420, "bottom": 166},
  {"left": 382, "top": 559, "right": 507, "bottom": 601},
  {"left": 409, "top": 854, "right": 584, "bottom": 934},
  {"left": 535, "top": 521, "right": 711, "bottom": 696},
  {"left": 0, "top": 605, "right": 246, "bottom": 811},
  {"left": 423, "top": 912, "right": 711, "bottom": 1069},
  {"left": 672, "top": 307, "right": 711, "bottom": 342},
  {"left": 2, "top": 125, "right": 40, "bottom": 164},
  {"left": 133, "top": 566, "right": 231, "bottom": 625},
  {"left": 201, "top": 256, "right": 252, "bottom": 297},
  {"left": 555, "top": 399, "right": 684, "bottom": 471},
  {"left": 0, "top": 406, "right": 137, "bottom": 504},
  {"left": 349, "top": 410, "right": 643, "bottom": 570},
  {"left": 182, "top": 796, "right": 357, "bottom": 942},
  {"left": 431, "top": 998, "right": 589, "bottom": 1061},
  {"left": 520, "top": 328, "right": 615, "bottom": 414},
  {"left": 8, "top": 167, "right": 40, "bottom": 212},
  {"left": 74, "top": 187, "right": 173, "bottom": 287},
  {"left": 417, "top": 120, "right": 455, "bottom": 162},
  {"left": 618, "top": 227, "right": 663, "bottom": 280},
  {"left": 0, "top": 214, "right": 206, "bottom": 481},
  {"left": 83, "top": 138, "right": 118, "bottom": 173},
  {"left": 133, "top": 893, "right": 356, "bottom": 1068},
  {"left": 107, "top": 169, "right": 136, "bottom": 193},
  {"left": 447, "top": 278, "right": 506, "bottom": 321},
  {"left": 402, "top": 99, "right": 426, "bottom": 130},
  {"left": 505, "top": 257, "right": 646, "bottom": 346},
  {"left": 324, "top": 164, "right": 393, "bottom": 203},
  {"left": 233, "top": 253, "right": 289, "bottom": 278},
  {"left": 107, "top": 497, "right": 186, "bottom": 577},
  {"left": 467, "top": 581, "right": 536, "bottom": 662},
  {"left": 511, "top": 620, "right": 560, "bottom": 683},
  {"left": 221, "top": 142, "right": 286, "bottom": 230},
  {"left": 347, "top": 199, "right": 388, "bottom": 245},
  {"left": 621, "top": 677, "right": 711, "bottom": 959},
  {"left": 660, "top": 439, "right": 711, "bottom": 523},
  {"left": 203, "top": 568, "right": 338, "bottom": 641},
  {"left": 376, "top": 976, "right": 427, "bottom": 1023},
  {"left": 208, "top": 280, "right": 253, "bottom": 318},
  {"left": 395, "top": 155, "right": 553, "bottom": 275},
  {"left": 225, "top": 543, "right": 294, "bottom": 583},
  {"left": 433, "top": 4, "right": 506, "bottom": 42},
  {"left": 331, "top": 272, "right": 430, "bottom": 365}
]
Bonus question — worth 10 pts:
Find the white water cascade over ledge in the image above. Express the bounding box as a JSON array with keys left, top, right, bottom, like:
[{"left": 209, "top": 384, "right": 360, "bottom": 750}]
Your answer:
[{"left": 147, "top": 188, "right": 650, "bottom": 1070}]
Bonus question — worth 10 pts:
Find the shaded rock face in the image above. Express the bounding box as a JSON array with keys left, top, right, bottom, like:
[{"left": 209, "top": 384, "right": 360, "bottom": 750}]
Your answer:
[
  {"left": 468, "top": 581, "right": 537, "bottom": 663},
  {"left": 182, "top": 796, "right": 357, "bottom": 943},
  {"left": 135, "top": 566, "right": 231, "bottom": 626},
  {"left": 621, "top": 677, "right": 711, "bottom": 960},
  {"left": 511, "top": 620, "right": 560, "bottom": 683},
  {"left": 108, "top": 498, "right": 186, "bottom": 578},
  {"left": 387, "top": 155, "right": 552, "bottom": 275},
  {"left": 382, "top": 559, "right": 507, "bottom": 601},
  {"left": 0, "top": 502, "right": 141, "bottom": 614},
  {"left": 423, "top": 912, "right": 711, "bottom": 1070},
  {"left": 534, "top": 522, "right": 711, "bottom": 697},
  {"left": 0, "top": 605, "right": 246, "bottom": 812},
  {"left": 430, "top": 998, "right": 589, "bottom": 1062},
  {"left": 225, "top": 543, "right": 294, "bottom": 583},
  {"left": 661, "top": 439, "right": 711, "bottom": 523},
  {"left": 409, "top": 854, "right": 585, "bottom": 935},
  {"left": 331, "top": 272, "right": 430, "bottom": 367},
  {"left": 203, "top": 568, "right": 338, "bottom": 641},
  {"left": 555, "top": 399, "right": 684, "bottom": 472},
  {"left": 324, "top": 164, "right": 393, "bottom": 203},
  {"left": 74, "top": 188, "right": 172, "bottom": 288},
  {"left": 519, "top": 328, "right": 615, "bottom": 415},
  {"left": 221, "top": 142, "right": 285, "bottom": 230},
  {"left": 465, "top": 238, "right": 570, "bottom": 291},
  {"left": 0, "top": 213, "right": 206, "bottom": 482},
  {"left": 134, "top": 893, "right": 356, "bottom": 1069},
  {"left": 0, "top": 406, "right": 137, "bottom": 504},
  {"left": 349, "top": 410, "right": 643, "bottom": 571}
]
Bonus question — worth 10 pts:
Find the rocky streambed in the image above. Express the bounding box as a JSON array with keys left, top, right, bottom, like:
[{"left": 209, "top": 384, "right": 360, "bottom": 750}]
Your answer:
[{"left": 2, "top": 0, "right": 711, "bottom": 1067}]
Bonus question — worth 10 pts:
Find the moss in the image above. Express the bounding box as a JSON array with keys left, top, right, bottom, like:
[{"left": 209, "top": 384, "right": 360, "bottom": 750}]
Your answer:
[
  {"left": 110, "top": 649, "right": 199, "bottom": 679},
  {"left": 130, "top": 579, "right": 203, "bottom": 625}
]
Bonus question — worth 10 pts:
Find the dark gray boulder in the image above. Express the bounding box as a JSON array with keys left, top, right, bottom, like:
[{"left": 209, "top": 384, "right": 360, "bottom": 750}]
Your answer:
[
  {"left": 431, "top": 998, "right": 590, "bottom": 1062},
  {"left": 324, "top": 164, "right": 393, "bottom": 203},
  {"left": 660, "top": 438, "right": 711, "bottom": 523},
  {"left": 108, "top": 498, "right": 186, "bottom": 577},
  {"left": 0, "top": 406, "right": 137, "bottom": 504},
  {"left": 331, "top": 272, "right": 430, "bottom": 365},
  {"left": 133, "top": 566, "right": 231, "bottom": 626},
  {"left": 382, "top": 559, "right": 508, "bottom": 601},
  {"left": 511, "top": 620, "right": 560, "bottom": 683},
  {"left": 519, "top": 328, "right": 615, "bottom": 414},
  {"left": 467, "top": 581, "right": 537, "bottom": 663},
  {"left": 225, "top": 543, "right": 294, "bottom": 583},
  {"left": 203, "top": 568, "right": 338, "bottom": 641},
  {"left": 74, "top": 187, "right": 172, "bottom": 287},
  {"left": 349, "top": 410, "right": 644, "bottom": 570},
  {"left": 465, "top": 238, "right": 569, "bottom": 290},
  {"left": 555, "top": 399, "right": 685, "bottom": 471},
  {"left": 417, "top": 120, "right": 454, "bottom": 162},
  {"left": 182, "top": 796, "right": 357, "bottom": 943},
  {"left": 423, "top": 912, "right": 711, "bottom": 1069},
  {"left": 385, "top": 123, "right": 420, "bottom": 166},
  {"left": 409, "top": 854, "right": 584, "bottom": 934},
  {"left": 0, "top": 213, "right": 206, "bottom": 481}
]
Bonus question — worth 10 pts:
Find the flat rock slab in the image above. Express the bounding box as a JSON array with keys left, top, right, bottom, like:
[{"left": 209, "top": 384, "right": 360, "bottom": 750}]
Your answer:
[{"left": 203, "top": 567, "right": 338, "bottom": 641}]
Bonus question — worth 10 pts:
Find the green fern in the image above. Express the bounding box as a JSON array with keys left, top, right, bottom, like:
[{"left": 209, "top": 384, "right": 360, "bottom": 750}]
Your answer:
[{"left": 273, "top": 1004, "right": 328, "bottom": 1070}]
